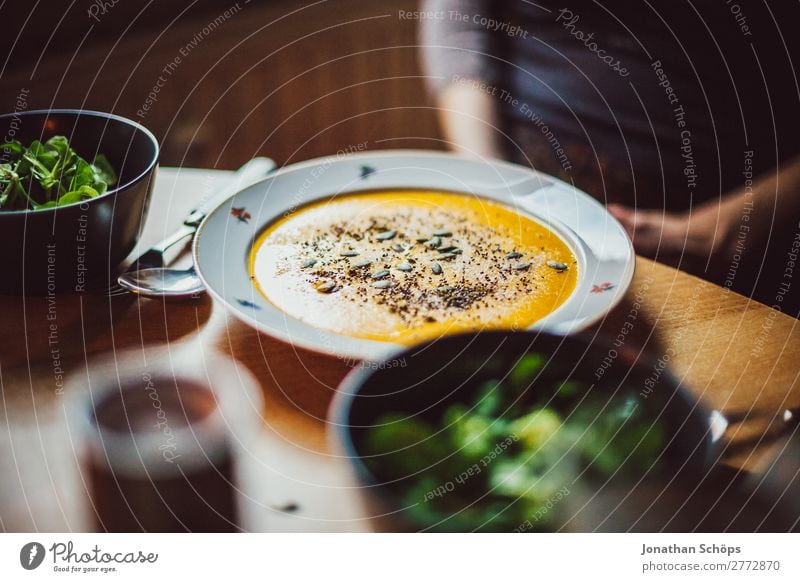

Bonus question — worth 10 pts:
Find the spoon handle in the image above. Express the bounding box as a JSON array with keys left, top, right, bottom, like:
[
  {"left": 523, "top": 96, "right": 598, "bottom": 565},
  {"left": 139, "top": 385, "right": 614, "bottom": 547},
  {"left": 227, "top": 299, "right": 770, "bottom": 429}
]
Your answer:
[
  {"left": 184, "top": 157, "right": 276, "bottom": 227},
  {"left": 129, "top": 158, "right": 276, "bottom": 270}
]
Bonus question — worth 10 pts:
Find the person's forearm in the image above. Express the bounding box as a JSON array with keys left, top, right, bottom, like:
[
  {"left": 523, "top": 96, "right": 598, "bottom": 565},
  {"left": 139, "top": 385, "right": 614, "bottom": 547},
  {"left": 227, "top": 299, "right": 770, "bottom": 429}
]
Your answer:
[
  {"left": 419, "top": 0, "right": 500, "bottom": 157},
  {"left": 703, "top": 154, "right": 800, "bottom": 263},
  {"left": 437, "top": 82, "right": 503, "bottom": 159},
  {"left": 609, "top": 154, "right": 800, "bottom": 279}
]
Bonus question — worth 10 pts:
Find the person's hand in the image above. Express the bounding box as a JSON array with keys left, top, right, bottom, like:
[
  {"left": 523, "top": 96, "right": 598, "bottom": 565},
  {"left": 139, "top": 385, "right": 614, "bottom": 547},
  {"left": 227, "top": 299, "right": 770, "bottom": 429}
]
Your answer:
[{"left": 607, "top": 204, "right": 725, "bottom": 276}]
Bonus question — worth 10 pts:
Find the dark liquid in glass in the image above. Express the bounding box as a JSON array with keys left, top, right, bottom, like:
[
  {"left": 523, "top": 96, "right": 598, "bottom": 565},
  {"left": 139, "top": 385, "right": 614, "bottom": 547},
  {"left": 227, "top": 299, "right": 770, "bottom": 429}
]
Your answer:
[{"left": 88, "top": 378, "right": 238, "bottom": 532}]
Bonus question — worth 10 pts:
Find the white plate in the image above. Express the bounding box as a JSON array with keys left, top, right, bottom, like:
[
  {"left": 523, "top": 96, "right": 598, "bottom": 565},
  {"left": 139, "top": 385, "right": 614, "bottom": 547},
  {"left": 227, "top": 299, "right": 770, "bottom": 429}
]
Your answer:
[{"left": 193, "top": 150, "right": 635, "bottom": 361}]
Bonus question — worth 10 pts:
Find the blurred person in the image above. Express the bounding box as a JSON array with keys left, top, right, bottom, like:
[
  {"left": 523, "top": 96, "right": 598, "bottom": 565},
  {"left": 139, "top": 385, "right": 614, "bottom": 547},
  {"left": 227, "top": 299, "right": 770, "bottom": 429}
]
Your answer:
[{"left": 420, "top": 0, "right": 800, "bottom": 315}]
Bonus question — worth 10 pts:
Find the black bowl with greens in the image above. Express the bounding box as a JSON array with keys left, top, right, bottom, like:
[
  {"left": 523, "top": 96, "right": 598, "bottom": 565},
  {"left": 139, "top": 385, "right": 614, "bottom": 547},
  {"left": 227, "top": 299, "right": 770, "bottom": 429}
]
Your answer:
[
  {"left": 0, "top": 109, "right": 158, "bottom": 294},
  {"left": 331, "top": 331, "right": 720, "bottom": 532}
]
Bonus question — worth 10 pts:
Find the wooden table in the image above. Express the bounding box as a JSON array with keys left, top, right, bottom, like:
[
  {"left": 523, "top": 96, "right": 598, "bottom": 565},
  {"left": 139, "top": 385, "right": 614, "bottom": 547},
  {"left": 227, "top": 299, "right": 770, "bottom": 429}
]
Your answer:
[{"left": 1, "top": 167, "right": 798, "bottom": 532}]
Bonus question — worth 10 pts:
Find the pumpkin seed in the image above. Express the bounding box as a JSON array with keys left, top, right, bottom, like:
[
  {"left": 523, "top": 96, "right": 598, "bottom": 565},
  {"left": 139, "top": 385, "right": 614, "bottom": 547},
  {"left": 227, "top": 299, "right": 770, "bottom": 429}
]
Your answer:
[
  {"left": 371, "top": 270, "right": 390, "bottom": 279},
  {"left": 415, "top": 236, "right": 429, "bottom": 243},
  {"left": 340, "top": 250, "right": 359, "bottom": 257},
  {"left": 433, "top": 229, "right": 452, "bottom": 237},
  {"left": 302, "top": 259, "right": 317, "bottom": 268},
  {"left": 547, "top": 260, "right": 569, "bottom": 271},
  {"left": 353, "top": 259, "right": 372, "bottom": 268},
  {"left": 512, "top": 263, "right": 531, "bottom": 271},
  {"left": 431, "top": 263, "right": 443, "bottom": 275},
  {"left": 425, "top": 237, "right": 442, "bottom": 248},
  {"left": 437, "top": 285, "right": 455, "bottom": 294},
  {"left": 438, "top": 245, "right": 457, "bottom": 253},
  {"left": 392, "top": 243, "right": 405, "bottom": 252},
  {"left": 396, "top": 262, "right": 413, "bottom": 272},
  {"left": 506, "top": 252, "right": 523, "bottom": 259},
  {"left": 316, "top": 280, "right": 336, "bottom": 293},
  {"left": 438, "top": 252, "right": 458, "bottom": 260},
  {"left": 375, "top": 230, "right": 397, "bottom": 240},
  {"left": 372, "top": 280, "right": 393, "bottom": 289}
]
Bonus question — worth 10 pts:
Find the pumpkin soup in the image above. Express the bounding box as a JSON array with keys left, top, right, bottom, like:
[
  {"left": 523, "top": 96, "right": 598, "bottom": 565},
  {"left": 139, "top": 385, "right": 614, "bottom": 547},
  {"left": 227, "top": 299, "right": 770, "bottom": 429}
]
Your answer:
[{"left": 249, "top": 190, "right": 577, "bottom": 344}]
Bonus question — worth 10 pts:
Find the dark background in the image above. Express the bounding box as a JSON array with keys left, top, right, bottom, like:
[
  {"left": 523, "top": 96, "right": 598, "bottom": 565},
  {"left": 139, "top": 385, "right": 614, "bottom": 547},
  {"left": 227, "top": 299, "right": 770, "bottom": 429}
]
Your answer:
[{"left": 0, "top": 0, "right": 443, "bottom": 168}]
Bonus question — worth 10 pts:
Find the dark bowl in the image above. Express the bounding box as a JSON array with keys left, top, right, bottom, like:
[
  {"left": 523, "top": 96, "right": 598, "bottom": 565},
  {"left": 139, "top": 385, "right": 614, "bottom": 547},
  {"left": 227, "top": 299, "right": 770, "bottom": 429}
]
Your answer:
[
  {"left": 330, "top": 331, "right": 722, "bottom": 531},
  {"left": 0, "top": 109, "right": 158, "bottom": 294}
]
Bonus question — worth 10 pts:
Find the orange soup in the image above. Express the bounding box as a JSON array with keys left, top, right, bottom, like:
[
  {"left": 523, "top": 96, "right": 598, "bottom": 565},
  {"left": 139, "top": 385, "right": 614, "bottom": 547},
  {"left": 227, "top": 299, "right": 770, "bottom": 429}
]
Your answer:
[{"left": 249, "top": 190, "right": 577, "bottom": 345}]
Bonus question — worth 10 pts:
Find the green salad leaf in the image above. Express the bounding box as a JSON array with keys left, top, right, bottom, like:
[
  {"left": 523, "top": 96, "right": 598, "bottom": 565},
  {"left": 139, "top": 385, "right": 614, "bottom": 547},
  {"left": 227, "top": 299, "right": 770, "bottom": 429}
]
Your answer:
[
  {"left": 0, "top": 136, "right": 117, "bottom": 211},
  {"left": 362, "top": 352, "right": 668, "bottom": 532}
]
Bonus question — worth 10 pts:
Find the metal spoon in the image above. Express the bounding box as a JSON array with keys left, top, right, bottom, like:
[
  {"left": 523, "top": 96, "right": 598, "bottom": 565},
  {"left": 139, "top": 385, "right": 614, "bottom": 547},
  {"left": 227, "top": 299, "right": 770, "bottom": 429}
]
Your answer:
[
  {"left": 117, "top": 157, "right": 275, "bottom": 298},
  {"left": 117, "top": 266, "right": 204, "bottom": 298}
]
